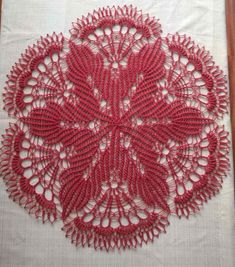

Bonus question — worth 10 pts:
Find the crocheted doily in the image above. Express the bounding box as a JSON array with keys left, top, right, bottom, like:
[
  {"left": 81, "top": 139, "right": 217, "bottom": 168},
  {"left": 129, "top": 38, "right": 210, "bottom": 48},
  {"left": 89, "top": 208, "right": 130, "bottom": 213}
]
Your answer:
[{"left": 0, "top": 6, "right": 230, "bottom": 251}]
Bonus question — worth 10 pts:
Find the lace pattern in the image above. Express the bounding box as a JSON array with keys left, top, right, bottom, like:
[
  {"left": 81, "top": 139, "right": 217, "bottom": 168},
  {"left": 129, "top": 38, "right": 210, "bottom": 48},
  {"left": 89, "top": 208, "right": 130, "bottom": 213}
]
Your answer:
[{"left": 0, "top": 5, "right": 230, "bottom": 251}]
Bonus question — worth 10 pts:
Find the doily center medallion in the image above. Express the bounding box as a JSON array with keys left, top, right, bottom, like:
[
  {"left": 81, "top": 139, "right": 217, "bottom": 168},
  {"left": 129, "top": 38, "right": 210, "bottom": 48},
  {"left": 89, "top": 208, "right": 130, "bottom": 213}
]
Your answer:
[{"left": 0, "top": 5, "right": 230, "bottom": 251}]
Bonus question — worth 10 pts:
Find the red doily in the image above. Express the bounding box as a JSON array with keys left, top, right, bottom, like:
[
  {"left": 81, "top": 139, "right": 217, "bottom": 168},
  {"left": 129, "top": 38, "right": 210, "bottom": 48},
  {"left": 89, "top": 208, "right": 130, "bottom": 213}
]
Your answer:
[{"left": 0, "top": 6, "right": 230, "bottom": 251}]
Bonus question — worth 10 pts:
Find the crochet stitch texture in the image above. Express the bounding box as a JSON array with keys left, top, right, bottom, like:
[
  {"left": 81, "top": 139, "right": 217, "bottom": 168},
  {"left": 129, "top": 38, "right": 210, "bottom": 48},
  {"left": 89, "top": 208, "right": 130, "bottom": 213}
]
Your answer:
[{"left": 0, "top": 5, "right": 230, "bottom": 250}]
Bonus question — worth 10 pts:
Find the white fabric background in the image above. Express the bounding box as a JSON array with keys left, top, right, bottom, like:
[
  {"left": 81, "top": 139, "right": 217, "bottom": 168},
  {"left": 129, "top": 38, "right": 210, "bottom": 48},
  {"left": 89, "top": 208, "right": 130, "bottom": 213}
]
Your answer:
[{"left": 0, "top": 0, "right": 234, "bottom": 266}]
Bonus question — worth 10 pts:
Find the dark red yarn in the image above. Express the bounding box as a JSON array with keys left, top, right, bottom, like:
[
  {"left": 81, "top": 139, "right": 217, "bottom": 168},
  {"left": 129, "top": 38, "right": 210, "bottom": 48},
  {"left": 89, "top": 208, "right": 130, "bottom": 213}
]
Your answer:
[{"left": 0, "top": 5, "right": 230, "bottom": 250}]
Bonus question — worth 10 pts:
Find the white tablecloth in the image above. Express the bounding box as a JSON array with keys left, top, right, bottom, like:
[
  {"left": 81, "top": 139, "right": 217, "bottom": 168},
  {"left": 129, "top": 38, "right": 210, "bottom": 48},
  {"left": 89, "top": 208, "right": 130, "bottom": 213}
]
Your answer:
[{"left": 0, "top": 1, "right": 234, "bottom": 266}]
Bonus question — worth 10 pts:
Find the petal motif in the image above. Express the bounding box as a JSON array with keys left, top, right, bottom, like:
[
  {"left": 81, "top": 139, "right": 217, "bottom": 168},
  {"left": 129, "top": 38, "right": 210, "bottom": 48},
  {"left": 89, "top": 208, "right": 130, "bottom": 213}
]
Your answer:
[
  {"left": 153, "top": 125, "right": 230, "bottom": 217},
  {"left": 160, "top": 100, "right": 213, "bottom": 141},
  {"left": 3, "top": 33, "right": 71, "bottom": 117},
  {"left": 59, "top": 169, "right": 101, "bottom": 220},
  {"left": 127, "top": 38, "right": 166, "bottom": 82},
  {"left": 0, "top": 123, "right": 61, "bottom": 223},
  {"left": 124, "top": 100, "right": 212, "bottom": 143},
  {"left": 163, "top": 33, "right": 228, "bottom": 117},
  {"left": 66, "top": 43, "right": 98, "bottom": 83},
  {"left": 60, "top": 129, "right": 170, "bottom": 249},
  {"left": 21, "top": 101, "right": 102, "bottom": 147},
  {"left": 66, "top": 42, "right": 134, "bottom": 116},
  {"left": 126, "top": 130, "right": 170, "bottom": 212},
  {"left": 62, "top": 213, "right": 168, "bottom": 250},
  {"left": 70, "top": 5, "right": 162, "bottom": 41}
]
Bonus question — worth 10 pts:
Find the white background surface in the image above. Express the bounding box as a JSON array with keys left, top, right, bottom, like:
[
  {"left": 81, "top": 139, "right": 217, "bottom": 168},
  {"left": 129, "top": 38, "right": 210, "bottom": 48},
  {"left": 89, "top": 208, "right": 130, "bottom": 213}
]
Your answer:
[{"left": 0, "top": 1, "right": 234, "bottom": 266}]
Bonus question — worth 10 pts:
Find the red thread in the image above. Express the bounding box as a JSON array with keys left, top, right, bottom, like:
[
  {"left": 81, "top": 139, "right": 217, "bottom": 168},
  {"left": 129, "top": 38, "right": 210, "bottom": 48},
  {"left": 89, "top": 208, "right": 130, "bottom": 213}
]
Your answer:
[{"left": 0, "top": 5, "right": 230, "bottom": 250}]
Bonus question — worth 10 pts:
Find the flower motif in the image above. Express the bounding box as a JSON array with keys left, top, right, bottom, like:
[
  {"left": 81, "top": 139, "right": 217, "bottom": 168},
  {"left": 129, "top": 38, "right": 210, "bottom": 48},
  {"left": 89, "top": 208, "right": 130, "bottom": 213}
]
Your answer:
[{"left": 0, "top": 5, "right": 230, "bottom": 250}]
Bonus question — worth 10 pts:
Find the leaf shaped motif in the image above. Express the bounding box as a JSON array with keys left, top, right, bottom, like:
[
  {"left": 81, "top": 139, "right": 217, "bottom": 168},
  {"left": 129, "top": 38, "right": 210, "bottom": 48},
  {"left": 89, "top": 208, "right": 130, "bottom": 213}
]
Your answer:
[
  {"left": 21, "top": 101, "right": 102, "bottom": 147},
  {"left": 122, "top": 125, "right": 170, "bottom": 211},
  {"left": 66, "top": 42, "right": 97, "bottom": 82},
  {"left": 125, "top": 100, "right": 212, "bottom": 143},
  {"left": 127, "top": 38, "right": 166, "bottom": 83},
  {"left": 59, "top": 169, "right": 101, "bottom": 220}
]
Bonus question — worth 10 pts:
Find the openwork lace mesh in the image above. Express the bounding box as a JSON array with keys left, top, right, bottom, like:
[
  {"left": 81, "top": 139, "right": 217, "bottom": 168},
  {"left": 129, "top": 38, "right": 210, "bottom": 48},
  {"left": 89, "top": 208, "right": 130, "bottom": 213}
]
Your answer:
[{"left": 0, "top": 5, "right": 230, "bottom": 251}]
